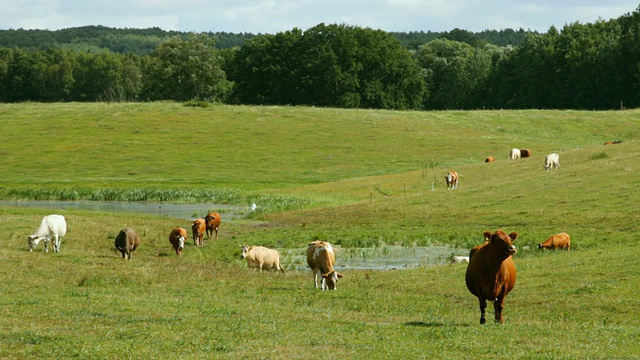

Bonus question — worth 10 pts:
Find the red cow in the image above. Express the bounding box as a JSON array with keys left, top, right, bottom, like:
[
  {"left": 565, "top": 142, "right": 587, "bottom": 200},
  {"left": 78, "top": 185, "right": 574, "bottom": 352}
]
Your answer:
[
  {"left": 465, "top": 230, "right": 518, "bottom": 324},
  {"left": 538, "top": 232, "right": 570, "bottom": 250},
  {"left": 191, "top": 219, "right": 206, "bottom": 247},
  {"left": 169, "top": 227, "right": 188, "bottom": 257},
  {"left": 445, "top": 171, "right": 459, "bottom": 190},
  {"left": 520, "top": 149, "right": 531, "bottom": 158},
  {"left": 204, "top": 212, "right": 221, "bottom": 240},
  {"left": 485, "top": 156, "right": 495, "bottom": 163}
]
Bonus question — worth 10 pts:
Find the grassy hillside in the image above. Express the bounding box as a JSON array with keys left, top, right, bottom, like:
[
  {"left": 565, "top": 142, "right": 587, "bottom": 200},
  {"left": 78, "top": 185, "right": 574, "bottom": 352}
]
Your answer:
[{"left": 1, "top": 103, "right": 640, "bottom": 358}]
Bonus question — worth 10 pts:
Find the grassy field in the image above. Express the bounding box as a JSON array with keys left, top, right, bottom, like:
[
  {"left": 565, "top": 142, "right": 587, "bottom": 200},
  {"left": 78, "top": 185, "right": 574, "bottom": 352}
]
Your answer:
[{"left": 1, "top": 102, "right": 640, "bottom": 359}]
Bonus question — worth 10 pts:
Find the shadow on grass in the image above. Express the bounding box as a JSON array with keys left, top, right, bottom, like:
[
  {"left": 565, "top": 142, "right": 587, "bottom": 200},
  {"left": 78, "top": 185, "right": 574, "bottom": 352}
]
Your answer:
[{"left": 405, "top": 321, "right": 471, "bottom": 328}]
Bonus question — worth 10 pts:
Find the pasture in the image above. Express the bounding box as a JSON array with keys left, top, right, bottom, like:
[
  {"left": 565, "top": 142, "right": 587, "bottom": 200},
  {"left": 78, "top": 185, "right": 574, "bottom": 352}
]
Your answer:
[{"left": 1, "top": 103, "right": 640, "bottom": 358}]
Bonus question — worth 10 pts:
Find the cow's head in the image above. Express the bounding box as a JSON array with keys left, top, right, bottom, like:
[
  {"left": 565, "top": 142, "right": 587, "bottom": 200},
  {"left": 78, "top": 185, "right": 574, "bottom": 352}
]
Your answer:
[
  {"left": 490, "top": 230, "right": 518, "bottom": 257},
  {"left": 322, "top": 270, "right": 344, "bottom": 290},
  {"left": 28, "top": 235, "right": 44, "bottom": 251},
  {"left": 240, "top": 245, "right": 250, "bottom": 258}
]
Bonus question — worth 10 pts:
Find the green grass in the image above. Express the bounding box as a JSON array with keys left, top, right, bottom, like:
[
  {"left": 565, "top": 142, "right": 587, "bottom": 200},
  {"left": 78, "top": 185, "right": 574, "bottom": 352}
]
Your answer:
[{"left": 1, "top": 103, "right": 640, "bottom": 358}]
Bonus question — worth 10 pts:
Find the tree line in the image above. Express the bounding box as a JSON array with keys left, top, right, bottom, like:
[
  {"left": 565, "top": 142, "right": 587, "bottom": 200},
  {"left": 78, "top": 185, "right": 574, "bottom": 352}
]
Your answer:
[{"left": 1, "top": 6, "right": 639, "bottom": 109}]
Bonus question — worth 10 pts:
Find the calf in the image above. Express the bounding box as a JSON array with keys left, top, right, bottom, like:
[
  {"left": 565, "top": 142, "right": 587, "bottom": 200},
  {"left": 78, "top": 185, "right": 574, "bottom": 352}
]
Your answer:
[
  {"left": 538, "top": 232, "right": 570, "bottom": 250},
  {"left": 544, "top": 153, "right": 560, "bottom": 171},
  {"left": 169, "top": 227, "right": 188, "bottom": 257},
  {"left": 28, "top": 214, "right": 67, "bottom": 253},
  {"left": 307, "top": 240, "right": 343, "bottom": 290},
  {"left": 205, "top": 212, "right": 221, "bottom": 240},
  {"left": 240, "top": 245, "right": 284, "bottom": 272},
  {"left": 191, "top": 219, "right": 206, "bottom": 247},
  {"left": 465, "top": 230, "right": 518, "bottom": 324},
  {"left": 509, "top": 148, "right": 521, "bottom": 160},
  {"left": 445, "top": 171, "right": 459, "bottom": 190},
  {"left": 114, "top": 228, "right": 140, "bottom": 260}
]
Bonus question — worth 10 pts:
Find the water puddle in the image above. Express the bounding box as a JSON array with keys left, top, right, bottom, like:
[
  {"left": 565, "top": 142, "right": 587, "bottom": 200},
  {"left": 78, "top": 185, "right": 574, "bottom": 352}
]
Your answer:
[{"left": 0, "top": 200, "right": 248, "bottom": 220}]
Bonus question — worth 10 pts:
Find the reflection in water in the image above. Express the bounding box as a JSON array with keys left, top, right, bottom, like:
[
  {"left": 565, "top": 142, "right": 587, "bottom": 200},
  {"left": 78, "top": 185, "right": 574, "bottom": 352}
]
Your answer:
[{"left": 0, "top": 200, "right": 247, "bottom": 220}]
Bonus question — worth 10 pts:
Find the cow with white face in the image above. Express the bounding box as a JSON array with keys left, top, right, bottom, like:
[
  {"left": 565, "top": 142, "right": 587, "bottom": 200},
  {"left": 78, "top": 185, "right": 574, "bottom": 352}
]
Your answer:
[
  {"left": 510, "top": 148, "right": 521, "bottom": 160},
  {"left": 306, "top": 241, "right": 343, "bottom": 290},
  {"left": 544, "top": 153, "right": 560, "bottom": 171},
  {"left": 445, "top": 171, "right": 459, "bottom": 190},
  {"left": 28, "top": 214, "right": 67, "bottom": 253}
]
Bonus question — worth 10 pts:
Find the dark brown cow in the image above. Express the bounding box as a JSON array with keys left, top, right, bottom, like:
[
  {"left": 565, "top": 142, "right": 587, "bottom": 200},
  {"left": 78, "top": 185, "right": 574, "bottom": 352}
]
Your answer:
[
  {"left": 114, "top": 228, "right": 140, "bottom": 260},
  {"left": 485, "top": 156, "right": 495, "bottom": 163},
  {"left": 520, "top": 149, "right": 531, "bottom": 158},
  {"left": 204, "top": 212, "right": 221, "bottom": 240},
  {"left": 169, "top": 227, "right": 188, "bottom": 257},
  {"left": 465, "top": 230, "right": 518, "bottom": 324},
  {"left": 191, "top": 219, "right": 206, "bottom": 247},
  {"left": 538, "top": 232, "right": 570, "bottom": 250}
]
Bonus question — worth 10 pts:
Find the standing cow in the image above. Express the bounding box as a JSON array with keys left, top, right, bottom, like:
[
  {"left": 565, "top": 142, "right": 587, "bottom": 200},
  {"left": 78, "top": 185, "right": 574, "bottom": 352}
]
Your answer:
[
  {"left": 114, "top": 228, "right": 140, "bottom": 260},
  {"left": 544, "top": 153, "right": 560, "bottom": 171},
  {"left": 240, "top": 245, "right": 284, "bottom": 272},
  {"left": 169, "top": 227, "right": 188, "bottom": 257},
  {"left": 307, "top": 240, "right": 343, "bottom": 290},
  {"left": 28, "top": 214, "right": 67, "bottom": 253},
  {"left": 538, "top": 232, "right": 570, "bottom": 250},
  {"left": 509, "top": 148, "right": 521, "bottom": 160},
  {"left": 204, "top": 212, "right": 221, "bottom": 240},
  {"left": 191, "top": 219, "right": 206, "bottom": 247},
  {"left": 465, "top": 230, "right": 518, "bottom": 324},
  {"left": 520, "top": 149, "right": 531, "bottom": 158},
  {"left": 445, "top": 171, "right": 460, "bottom": 190}
]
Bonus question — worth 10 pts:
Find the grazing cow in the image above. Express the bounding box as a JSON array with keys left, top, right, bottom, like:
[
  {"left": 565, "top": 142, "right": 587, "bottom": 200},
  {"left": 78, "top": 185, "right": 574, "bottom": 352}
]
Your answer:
[
  {"left": 544, "top": 153, "right": 560, "bottom": 171},
  {"left": 240, "top": 245, "right": 284, "bottom": 272},
  {"left": 509, "top": 148, "right": 521, "bottom": 160},
  {"left": 204, "top": 212, "right": 221, "bottom": 240},
  {"left": 191, "top": 219, "right": 206, "bottom": 247},
  {"left": 485, "top": 156, "right": 495, "bottom": 163},
  {"left": 520, "top": 149, "right": 531, "bottom": 158},
  {"left": 465, "top": 230, "right": 518, "bottom": 324},
  {"left": 307, "top": 241, "right": 344, "bottom": 290},
  {"left": 445, "top": 171, "right": 460, "bottom": 190},
  {"left": 114, "top": 228, "right": 140, "bottom": 260},
  {"left": 604, "top": 140, "right": 622, "bottom": 145},
  {"left": 28, "top": 214, "right": 67, "bottom": 253},
  {"left": 538, "top": 232, "right": 570, "bottom": 250},
  {"left": 169, "top": 227, "right": 188, "bottom": 257},
  {"left": 450, "top": 256, "right": 470, "bottom": 264}
]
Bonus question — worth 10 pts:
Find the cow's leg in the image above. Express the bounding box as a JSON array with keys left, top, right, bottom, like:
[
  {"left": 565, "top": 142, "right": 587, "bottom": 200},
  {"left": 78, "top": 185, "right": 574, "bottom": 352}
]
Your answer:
[
  {"left": 44, "top": 240, "right": 49, "bottom": 253},
  {"left": 494, "top": 296, "right": 505, "bottom": 323},
  {"left": 478, "top": 298, "right": 487, "bottom": 324},
  {"left": 54, "top": 234, "right": 60, "bottom": 253}
]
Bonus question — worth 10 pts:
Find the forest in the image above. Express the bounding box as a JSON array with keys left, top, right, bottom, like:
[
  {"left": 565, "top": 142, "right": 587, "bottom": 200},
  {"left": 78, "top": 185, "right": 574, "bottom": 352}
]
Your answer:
[{"left": 0, "top": 5, "right": 638, "bottom": 110}]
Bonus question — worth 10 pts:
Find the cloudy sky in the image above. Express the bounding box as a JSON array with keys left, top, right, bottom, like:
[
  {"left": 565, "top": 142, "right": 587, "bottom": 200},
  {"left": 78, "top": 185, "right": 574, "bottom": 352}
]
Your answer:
[{"left": 1, "top": 1, "right": 637, "bottom": 34}]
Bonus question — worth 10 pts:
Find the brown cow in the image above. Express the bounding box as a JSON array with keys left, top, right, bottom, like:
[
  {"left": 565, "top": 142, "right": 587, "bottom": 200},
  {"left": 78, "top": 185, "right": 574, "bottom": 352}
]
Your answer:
[
  {"left": 205, "top": 212, "right": 221, "bottom": 240},
  {"left": 465, "top": 230, "right": 518, "bottom": 324},
  {"left": 307, "top": 240, "right": 343, "bottom": 290},
  {"left": 114, "top": 228, "right": 140, "bottom": 260},
  {"left": 191, "top": 219, "right": 206, "bottom": 247},
  {"left": 485, "top": 156, "right": 495, "bottom": 163},
  {"left": 538, "top": 232, "right": 570, "bottom": 250},
  {"left": 445, "top": 171, "right": 460, "bottom": 190},
  {"left": 169, "top": 227, "right": 188, "bottom": 257},
  {"left": 604, "top": 140, "right": 622, "bottom": 145},
  {"left": 520, "top": 149, "right": 531, "bottom": 158}
]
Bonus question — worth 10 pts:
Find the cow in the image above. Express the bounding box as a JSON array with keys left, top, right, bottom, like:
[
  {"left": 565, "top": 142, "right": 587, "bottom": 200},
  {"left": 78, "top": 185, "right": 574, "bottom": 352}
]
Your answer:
[
  {"left": 538, "top": 232, "right": 570, "bottom": 250},
  {"left": 465, "top": 230, "right": 518, "bottom": 324},
  {"left": 509, "top": 148, "right": 521, "bottom": 160},
  {"left": 114, "top": 228, "right": 140, "bottom": 260},
  {"left": 204, "top": 212, "right": 221, "bottom": 240},
  {"left": 544, "top": 153, "right": 560, "bottom": 171},
  {"left": 604, "top": 140, "right": 622, "bottom": 145},
  {"left": 169, "top": 227, "right": 188, "bottom": 257},
  {"left": 307, "top": 240, "right": 343, "bottom": 290},
  {"left": 240, "top": 245, "right": 284, "bottom": 272},
  {"left": 191, "top": 219, "right": 206, "bottom": 247},
  {"left": 520, "top": 149, "right": 531, "bottom": 158},
  {"left": 485, "top": 156, "right": 495, "bottom": 163},
  {"left": 445, "top": 171, "right": 459, "bottom": 190},
  {"left": 28, "top": 214, "right": 67, "bottom": 253},
  {"left": 450, "top": 256, "right": 470, "bottom": 264}
]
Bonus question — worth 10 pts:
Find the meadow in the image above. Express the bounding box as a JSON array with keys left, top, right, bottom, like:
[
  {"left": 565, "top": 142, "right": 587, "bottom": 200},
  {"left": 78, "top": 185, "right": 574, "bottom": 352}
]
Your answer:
[{"left": 1, "top": 102, "right": 640, "bottom": 359}]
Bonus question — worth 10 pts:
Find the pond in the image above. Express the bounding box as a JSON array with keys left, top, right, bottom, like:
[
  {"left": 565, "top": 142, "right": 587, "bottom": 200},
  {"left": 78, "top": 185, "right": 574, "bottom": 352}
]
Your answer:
[{"left": 0, "top": 200, "right": 248, "bottom": 220}]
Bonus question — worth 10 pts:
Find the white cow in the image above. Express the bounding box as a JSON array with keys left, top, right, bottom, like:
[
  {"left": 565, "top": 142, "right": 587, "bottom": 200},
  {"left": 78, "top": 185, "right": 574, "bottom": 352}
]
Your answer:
[
  {"left": 509, "top": 148, "right": 521, "bottom": 160},
  {"left": 544, "top": 153, "right": 560, "bottom": 171},
  {"left": 450, "top": 255, "right": 470, "bottom": 264},
  {"left": 28, "top": 214, "right": 67, "bottom": 253},
  {"left": 240, "top": 245, "right": 284, "bottom": 272}
]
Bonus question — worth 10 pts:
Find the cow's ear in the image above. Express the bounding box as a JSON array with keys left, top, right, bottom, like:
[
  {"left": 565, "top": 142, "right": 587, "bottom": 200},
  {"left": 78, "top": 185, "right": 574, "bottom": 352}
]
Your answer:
[
  {"left": 508, "top": 232, "right": 518, "bottom": 241},
  {"left": 483, "top": 231, "right": 492, "bottom": 241},
  {"left": 337, "top": 272, "right": 344, "bottom": 278}
]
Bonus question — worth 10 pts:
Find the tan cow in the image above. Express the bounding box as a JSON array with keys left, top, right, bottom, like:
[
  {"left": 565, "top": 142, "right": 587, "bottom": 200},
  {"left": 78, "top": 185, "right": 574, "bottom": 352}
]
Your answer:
[
  {"left": 114, "top": 228, "right": 140, "bottom": 260},
  {"left": 205, "top": 212, "right": 221, "bottom": 240},
  {"left": 538, "top": 232, "right": 570, "bottom": 250},
  {"left": 191, "top": 219, "right": 206, "bottom": 247},
  {"left": 485, "top": 156, "right": 495, "bottom": 163},
  {"left": 307, "top": 240, "right": 343, "bottom": 290},
  {"left": 169, "top": 227, "right": 188, "bottom": 257},
  {"left": 240, "top": 245, "right": 284, "bottom": 272}
]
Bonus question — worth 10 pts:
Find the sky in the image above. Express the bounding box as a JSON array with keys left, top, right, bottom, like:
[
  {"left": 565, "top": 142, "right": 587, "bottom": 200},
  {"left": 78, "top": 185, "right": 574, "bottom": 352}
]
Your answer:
[{"left": 0, "top": 1, "right": 637, "bottom": 34}]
